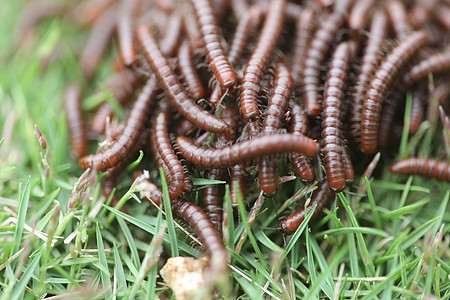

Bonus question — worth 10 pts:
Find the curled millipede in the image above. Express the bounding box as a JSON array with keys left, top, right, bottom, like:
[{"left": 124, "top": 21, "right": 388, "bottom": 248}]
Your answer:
[
  {"left": 279, "top": 181, "right": 333, "bottom": 235},
  {"left": 389, "top": 158, "right": 450, "bottom": 182},
  {"left": 136, "top": 25, "right": 232, "bottom": 136},
  {"left": 288, "top": 101, "right": 315, "bottom": 184},
  {"left": 349, "top": 10, "right": 388, "bottom": 145},
  {"left": 65, "top": 84, "right": 88, "bottom": 159},
  {"left": 177, "top": 40, "right": 205, "bottom": 99},
  {"left": 79, "top": 76, "right": 158, "bottom": 170},
  {"left": 301, "top": 0, "right": 352, "bottom": 116},
  {"left": 321, "top": 41, "right": 353, "bottom": 192},
  {"left": 239, "top": 0, "right": 286, "bottom": 123},
  {"left": 188, "top": 0, "right": 235, "bottom": 88},
  {"left": 176, "top": 133, "right": 319, "bottom": 169},
  {"left": 155, "top": 107, "right": 191, "bottom": 200},
  {"left": 361, "top": 31, "right": 428, "bottom": 154},
  {"left": 258, "top": 62, "right": 293, "bottom": 196}
]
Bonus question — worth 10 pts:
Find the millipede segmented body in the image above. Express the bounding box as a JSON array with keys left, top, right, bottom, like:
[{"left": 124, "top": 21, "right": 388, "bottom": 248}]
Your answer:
[
  {"left": 160, "top": 12, "right": 182, "bottom": 57},
  {"left": 155, "top": 107, "right": 191, "bottom": 200},
  {"left": 302, "top": 0, "right": 352, "bottom": 116},
  {"left": 188, "top": 0, "right": 235, "bottom": 88},
  {"left": 349, "top": 10, "right": 388, "bottom": 145},
  {"left": 177, "top": 40, "right": 205, "bottom": 99},
  {"left": 361, "top": 30, "right": 428, "bottom": 154},
  {"left": 137, "top": 177, "right": 227, "bottom": 272},
  {"left": 209, "top": 5, "right": 263, "bottom": 108},
  {"left": 79, "top": 76, "right": 158, "bottom": 170},
  {"left": 116, "top": 0, "right": 138, "bottom": 67},
  {"left": 279, "top": 181, "right": 333, "bottom": 235},
  {"left": 136, "top": 25, "right": 232, "bottom": 136},
  {"left": 385, "top": 0, "right": 413, "bottom": 40},
  {"left": 389, "top": 158, "right": 450, "bottom": 182},
  {"left": 410, "top": 89, "right": 426, "bottom": 134},
  {"left": 176, "top": 134, "right": 319, "bottom": 169},
  {"left": 291, "top": 8, "right": 315, "bottom": 86},
  {"left": 65, "top": 84, "right": 88, "bottom": 159},
  {"left": 341, "top": 145, "right": 354, "bottom": 185},
  {"left": 258, "top": 63, "right": 292, "bottom": 196},
  {"left": 403, "top": 49, "right": 450, "bottom": 85},
  {"left": 321, "top": 42, "right": 352, "bottom": 192},
  {"left": 348, "top": 0, "right": 375, "bottom": 36},
  {"left": 239, "top": 0, "right": 285, "bottom": 122},
  {"left": 202, "top": 168, "right": 225, "bottom": 235},
  {"left": 288, "top": 101, "right": 316, "bottom": 183}
]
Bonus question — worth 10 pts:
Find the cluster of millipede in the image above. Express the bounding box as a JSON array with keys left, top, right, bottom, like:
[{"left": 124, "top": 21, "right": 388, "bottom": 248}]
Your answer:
[{"left": 19, "top": 0, "right": 450, "bottom": 273}]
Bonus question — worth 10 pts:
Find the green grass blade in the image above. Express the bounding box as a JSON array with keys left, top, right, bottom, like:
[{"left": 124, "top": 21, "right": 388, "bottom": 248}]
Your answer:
[
  {"left": 160, "top": 168, "right": 178, "bottom": 257},
  {"left": 96, "top": 223, "right": 111, "bottom": 296},
  {"left": 382, "top": 198, "right": 429, "bottom": 220},
  {"left": 117, "top": 217, "right": 140, "bottom": 269},
  {"left": 12, "top": 177, "right": 31, "bottom": 255}
]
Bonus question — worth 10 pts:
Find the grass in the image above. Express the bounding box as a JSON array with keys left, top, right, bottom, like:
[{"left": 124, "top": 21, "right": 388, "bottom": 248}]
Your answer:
[{"left": 0, "top": 1, "right": 449, "bottom": 299}]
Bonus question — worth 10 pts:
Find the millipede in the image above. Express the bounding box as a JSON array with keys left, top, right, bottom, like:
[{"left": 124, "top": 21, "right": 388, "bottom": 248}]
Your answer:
[
  {"left": 301, "top": 0, "right": 352, "bottom": 116},
  {"left": 258, "top": 62, "right": 293, "bottom": 196},
  {"left": 239, "top": 0, "right": 286, "bottom": 123},
  {"left": 279, "top": 181, "right": 333, "bottom": 235},
  {"left": 64, "top": 84, "right": 88, "bottom": 159},
  {"left": 176, "top": 133, "right": 319, "bottom": 169},
  {"left": 34, "top": 0, "right": 450, "bottom": 287},
  {"left": 288, "top": 101, "right": 316, "bottom": 184},
  {"left": 136, "top": 25, "right": 233, "bottom": 137},
  {"left": 79, "top": 76, "right": 158, "bottom": 170},
  {"left": 209, "top": 5, "right": 263, "bottom": 108},
  {"left": 361, "top": 30, "right": 428, "bottom": 154},
  {"left": 321, "top": 41, "right": 353, "bottom": 192},
  {"left": 154, "top": 107, "right": 191, "bottom": 200},
  {"left": 389, "top": 158, "right": 450, "bottom": 182},
  {"left": 188, "top": 0, "right": 235, "bottom": 88},
  {"left": 349, "top": 10, "right": 388, "bottom": 145},
  {"left": 177, "top": 40, "right": 205, "bottom": 99}
]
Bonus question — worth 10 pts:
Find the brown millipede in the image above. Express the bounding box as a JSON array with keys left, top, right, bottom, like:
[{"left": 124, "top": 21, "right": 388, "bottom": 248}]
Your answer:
[
  {"left": 176, "top": 133, "right": 319, "bottom": 169},
  {"left": 65, "top": 84, "right": 88, "bottom": 159},
  {"left": 136, "top": 25, "right": 232, "bottom": 136},
  {"left": 155, "top": 107, "right": 191, "bottom": 200},
  {"left": 349, "top": 10, "right": 388, "bottom": 145},
  {"left": 288, "top": 101, "right": 315, "bottom": 184},
  {"left": 239, "top": 0, "right": 285, "bottom": 122},
  {"left": 79, "top": 76, "right": 158, "bottom": 170},
  {"left": 188, "top": 0, "right": 235, "bottom": 88},
  {"left": 209, "top": 5, "right": 263, "bottom": 108},
  {"left": 177, "top": 40, "right": 205, "bottom": 99},
  {"left": 321, "top": 42, "right": 352, "bottom": 192},
  {"left": 361, "top": 31, "right": 428, "bottom": 154},
  {"left": 302, "top": 0, "right": 352, "bottom": 116},
  {"left": 389, "top": 158, "right": 450, "bottom": 182},
  {"left": 258, "top": 62, "right": 293, "bottom": 196},
  {"left": 279, "top": 181, "right": 333, "bottom": 235}
]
